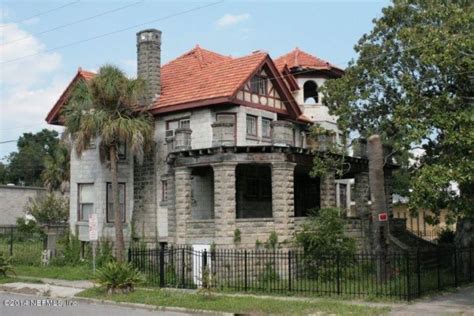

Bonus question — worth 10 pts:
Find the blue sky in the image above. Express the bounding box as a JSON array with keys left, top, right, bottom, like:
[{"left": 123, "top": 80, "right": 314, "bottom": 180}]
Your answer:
[{"left": 0, "top": 0, "right": 390, "bottom": 161}]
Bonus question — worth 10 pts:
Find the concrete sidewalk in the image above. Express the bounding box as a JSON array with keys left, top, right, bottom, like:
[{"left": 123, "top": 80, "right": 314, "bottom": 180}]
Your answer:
[
  {"left": 16, "top": 276, "right": 94, "bottom": 289},
  {"left": 390, "top": 285, "right": 474, "bottom": 315}
]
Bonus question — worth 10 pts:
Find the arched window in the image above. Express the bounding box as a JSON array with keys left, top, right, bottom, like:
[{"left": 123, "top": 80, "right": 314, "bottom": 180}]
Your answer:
[{"left": 303, "top": 80, "right": 319, "bottom": 104}]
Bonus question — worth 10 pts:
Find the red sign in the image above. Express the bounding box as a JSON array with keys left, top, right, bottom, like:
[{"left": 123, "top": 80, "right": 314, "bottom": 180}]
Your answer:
[{"left": 378, "top": 213, "right": 388, "bottom": 222}]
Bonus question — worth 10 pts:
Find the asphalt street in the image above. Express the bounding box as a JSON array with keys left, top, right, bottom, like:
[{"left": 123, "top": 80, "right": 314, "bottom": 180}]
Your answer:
[{"left": 0, "top": 293, "right": 194, "bottom": 316}]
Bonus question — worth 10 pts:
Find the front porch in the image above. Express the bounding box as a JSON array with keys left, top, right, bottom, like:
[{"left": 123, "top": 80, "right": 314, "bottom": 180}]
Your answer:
[{"left": 166, "top": 146, "right": 381, "bottom": 248}]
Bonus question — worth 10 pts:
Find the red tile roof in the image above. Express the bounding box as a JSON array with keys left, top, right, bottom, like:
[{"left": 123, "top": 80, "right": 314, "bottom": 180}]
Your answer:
[
  {"left": 45, "top": 69, "right": 96, "bottom": 125},
  {"left": 151, "top": 46, "right": 267, "bottom": 111},
  {"left": 46, "top": 47, "right": 307, "bottom": 124},
  {"left": 274, "top": 47, "right": 343, "bottom": 73}
]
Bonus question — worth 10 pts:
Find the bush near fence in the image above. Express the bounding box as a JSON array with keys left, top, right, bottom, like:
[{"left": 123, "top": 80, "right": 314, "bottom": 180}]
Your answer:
[
  {"left": 129, "top": 246, "right": 474, "bottom": 300},
  {"left": 0, "top": 226, "right": 114, "bottom": 268}
]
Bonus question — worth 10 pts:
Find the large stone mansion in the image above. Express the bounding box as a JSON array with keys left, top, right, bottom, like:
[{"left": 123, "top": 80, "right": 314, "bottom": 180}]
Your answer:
[{"left": 46, "top": 29, "right": 395, "bottom": 248}]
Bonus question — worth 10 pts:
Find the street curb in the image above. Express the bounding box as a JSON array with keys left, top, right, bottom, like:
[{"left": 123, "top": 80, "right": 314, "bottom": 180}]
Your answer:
[
  {"left": 0, "top": 287, "right": 233, "bottom": 316},
  {"left": 73, "top": 296, "right": 235, "bottom": 316}
]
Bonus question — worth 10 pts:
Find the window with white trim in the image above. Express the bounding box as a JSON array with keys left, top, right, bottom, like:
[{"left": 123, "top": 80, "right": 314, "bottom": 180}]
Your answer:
[
  {"left": 166, "top": 118, "right": 190, "bottom": 137},
  {"left": 250, "top": 75, "right": 267, "bottom": 95},
  {"left": 78, "top": 184, "right": 94, "bottom": 221},
  {"left": 262, "top": 118, "right": 272, "bottom": 138},
  {"left": 246, "top": 115, "right": 257, "bottom": 137},
  {"left": 161, "top": 180, "right": 168, "bottom": 201}
]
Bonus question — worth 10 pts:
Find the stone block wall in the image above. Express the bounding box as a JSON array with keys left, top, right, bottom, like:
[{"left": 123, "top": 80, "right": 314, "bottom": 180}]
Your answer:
[
  {"left": 320, "top": 170, "right": 336, "bottom": 208},
  {"left": 69, "top": 142, "right": 134, "bottom": 242},
  {"left": 354, "top": 172, "right": 369, "bottom": 217},
  {"left": 175, "top": 167, "right": 192, "bottom": 244},
  {"left": 271, "top": 162, "right": 296, "bottom": 244},
  {"left": 132, "top": 149, "right": 157, "bottom": 241},
  {"left": 213, "top": 163, "right": 237, "bottom": 247},
  {"left": 0, "top": 185, "right": 46, "bottom": 225}
]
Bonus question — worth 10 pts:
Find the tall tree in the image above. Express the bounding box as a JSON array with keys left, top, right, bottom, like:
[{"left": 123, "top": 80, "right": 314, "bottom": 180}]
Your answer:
[
  {"left": 323, "top": 0, "right": 473, "bottom": 245},
  {"left": 4, "top": 129, "right": 61, "bottom": 186},
  {"left": 62, "top": 65, "right": 153, "bottom": 262}
]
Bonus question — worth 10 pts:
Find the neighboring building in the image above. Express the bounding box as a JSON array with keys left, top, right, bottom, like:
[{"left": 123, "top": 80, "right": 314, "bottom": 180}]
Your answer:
[
  {"left": 0, "top": 185, "right": 46, "bottom": 226},
  {"left": 46, "top": 29, "right": 395, "bottom": 248},
  {"left": 393, "top": 205, "right": 456, "bottom": 242}
]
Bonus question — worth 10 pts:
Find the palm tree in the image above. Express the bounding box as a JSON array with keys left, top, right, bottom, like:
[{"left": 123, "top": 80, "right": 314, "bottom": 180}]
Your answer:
[
  {"left": 62, "top": 65, "right": 153, "bottom": 262},
  {"left": 42, "top": 143, "right": 70, "bottom": 194}
]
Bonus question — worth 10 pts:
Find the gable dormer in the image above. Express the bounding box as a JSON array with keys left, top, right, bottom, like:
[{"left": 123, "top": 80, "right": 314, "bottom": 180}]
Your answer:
[{"left": 236, "top": 68, "right": 287, "bottom": 112}]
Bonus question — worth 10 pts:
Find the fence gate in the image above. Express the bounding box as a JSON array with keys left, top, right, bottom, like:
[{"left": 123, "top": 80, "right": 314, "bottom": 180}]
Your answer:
[{"left": 192, "top": 244, "right": 211, "bottom": 287}]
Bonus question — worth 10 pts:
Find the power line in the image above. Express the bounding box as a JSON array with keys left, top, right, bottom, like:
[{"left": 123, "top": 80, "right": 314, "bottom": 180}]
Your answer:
[
  {"left": 1, "top": 1, "right": 144, "bottom": 46},
  {"left": 1, "top": 1, "right": 225, "bottom": 65},
  {"left": 0, "top": 140, "right": 17, "bottom": 144},
  {"left": 0, "top": 1, "right": 80, "bottom": 28}
]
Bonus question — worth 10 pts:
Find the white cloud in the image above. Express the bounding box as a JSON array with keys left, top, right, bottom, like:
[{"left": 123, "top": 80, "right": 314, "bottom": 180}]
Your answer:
[
  {"left": 0, "top": 22, "right": 66, "bottom": 158},
  {"left": 23, "top": 17, "right": 40, "bottom": 25},
  {"left": 216, "top": 13, "right": 250, "bottom": 28},
  {"left": 0, "top": 23, "right": 61, "bottom": 88}
]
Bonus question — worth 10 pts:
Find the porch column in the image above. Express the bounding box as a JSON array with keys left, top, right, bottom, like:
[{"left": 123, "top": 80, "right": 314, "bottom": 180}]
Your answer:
[
  {"left": 354, "top": 172, "right": 370, "bottom": 217},
  {"left": 272, "top": 162, "right": 296, "bottom": 243},
  {"left": 213, "top": 162, "right": 237, "bottom": 246},
  {"left": 175, "top": 167, "right": 192, "bottom": 245},
  {"left": 320, "top": 170, "right": 336, "bottom": 208}
]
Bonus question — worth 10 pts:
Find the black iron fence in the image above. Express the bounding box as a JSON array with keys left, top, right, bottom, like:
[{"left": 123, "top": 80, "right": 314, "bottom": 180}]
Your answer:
[
  {"left": 129, "top": 246, "right": 474, "bottom": 300},
  {"left": 0, "top": 225, "right": 68, "bottom": 265}
]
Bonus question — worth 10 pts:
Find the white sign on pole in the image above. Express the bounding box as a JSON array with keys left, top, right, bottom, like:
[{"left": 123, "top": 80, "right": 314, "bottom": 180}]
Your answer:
[{"left": 88, "top": 213, "right": 98, "bottom": 241}]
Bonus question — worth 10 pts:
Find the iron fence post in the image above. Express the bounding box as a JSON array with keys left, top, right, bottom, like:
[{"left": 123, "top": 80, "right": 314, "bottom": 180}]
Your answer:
[
  {"left": 202, "top": 249, "right": 208, "bottom": 288},
  {"left": 406, "top": 251, "right": 411, "bottom": 301},
  {"left": 244, "top": 250, "right": 248, "bottom": 292},
  {"left": 469, "top": 247, "right": 472, "bottom": 283},
  {"left": 159, "top": 245, "right": 165, "bottom": 288},
  {"left": 336, "top": 251, "right": 341, "bottom": 295},
  {"left": 9, "top": 226, "right": 14, "bottom": 257},
  {"left": 181, "top": 248, "right": 185, "bottom": 287},
  {"left": 416, "top": 248, "right": 421, "bottom": 298},
  {"left": 288, "top": 250, "right": 292, "bottom": 292},
  {"left": 437, "top": 247, "right": 441, "bottom": 291},
  {"left": 454, "top": 248, "right": 458, "bottom": 287},
  {"left": 128, "top": 247, "right": 131, "bottom": 263}
]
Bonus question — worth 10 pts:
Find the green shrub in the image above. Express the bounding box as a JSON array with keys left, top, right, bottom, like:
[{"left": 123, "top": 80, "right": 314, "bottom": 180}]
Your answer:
[
  {"left": 233, "top": 229, "right": 241, "bottom": 244},
  {"left": 16, "top": 217, "right": 41, "bottom": 235},
  {"left": 265, "top": 231, "right": 278, "bottom": 250},
  {"left": 97, "top": 238, "right": 114, "bottom": 267},
  {"left": 0, "top": 252, "right": 15, "bottom": 277},
  {"left": 437, "top": 228, "right": 455, "bottom": 245},
  {"left": 53, "top": 233, "right": 82, "bottom": 266},
  {"left": 258, "top": 262, "right": 280, "bottom": 284},
  {"left": 197, "top": 266, "right": 217, "bottom": 298},
  {"left": 25, "top": 193, "right": 68, "bottom": 226},
  {"left": 295, "top": 208, "right": 356, "bottom": 256},
  {"left": 96, "top": 261, "right": 144, "bottom": 294},
  {"left": 295, "top": 208, "right": 356, "bottom": 278}
]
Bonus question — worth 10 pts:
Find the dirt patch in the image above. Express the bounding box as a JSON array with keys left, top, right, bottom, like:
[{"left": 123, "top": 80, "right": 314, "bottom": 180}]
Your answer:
[{"left": 0, "top": 285, "right": 40, "bottom": 295}]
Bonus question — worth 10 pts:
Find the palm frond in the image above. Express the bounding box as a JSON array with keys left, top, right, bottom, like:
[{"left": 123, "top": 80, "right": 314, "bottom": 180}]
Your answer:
[{"left": 61, "top": 64, "right": 154, "bottom": 160}]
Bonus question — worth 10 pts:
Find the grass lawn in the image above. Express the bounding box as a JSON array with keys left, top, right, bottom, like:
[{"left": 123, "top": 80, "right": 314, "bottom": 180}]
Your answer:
[
  {"left": 78, "top": 287, "right": 391, "bottom": 315},
  {"left": 0, "top": 276, "right": 44, "bottom": 284},
  {"left": 14, "top": 264, "right": 93, "bottom": 281}
]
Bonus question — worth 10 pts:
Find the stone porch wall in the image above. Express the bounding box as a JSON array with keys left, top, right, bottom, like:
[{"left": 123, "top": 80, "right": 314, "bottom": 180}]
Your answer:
[{"left": 170, "top": 159, "right": 342, "bottom": 249}]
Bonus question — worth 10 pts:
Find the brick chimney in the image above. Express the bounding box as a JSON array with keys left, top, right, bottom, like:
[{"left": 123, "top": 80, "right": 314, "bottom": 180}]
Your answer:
[{"left": 136, "top": 29, "right": 162, "bottom": 105}]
